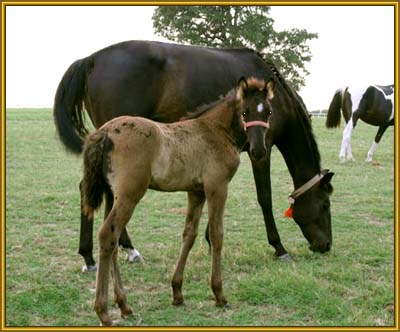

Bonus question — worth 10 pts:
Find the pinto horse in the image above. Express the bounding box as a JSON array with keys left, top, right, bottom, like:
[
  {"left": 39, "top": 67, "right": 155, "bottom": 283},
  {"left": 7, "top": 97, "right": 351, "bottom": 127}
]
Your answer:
[
  {"left": 326, "top": 85, "right": 394, "bottom": 162},
  {"left": 54, "top": 40, "right": 334, "bottom": 271},
  {"left": 81, "top": 78, "right": 272, "bottom": 325}
]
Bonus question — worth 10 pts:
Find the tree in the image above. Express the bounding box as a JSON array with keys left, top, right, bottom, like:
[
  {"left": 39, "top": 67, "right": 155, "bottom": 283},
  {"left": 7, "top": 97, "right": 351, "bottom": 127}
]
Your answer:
[{"left": 153, "top": 6, "right": 318, "bottom": 91}]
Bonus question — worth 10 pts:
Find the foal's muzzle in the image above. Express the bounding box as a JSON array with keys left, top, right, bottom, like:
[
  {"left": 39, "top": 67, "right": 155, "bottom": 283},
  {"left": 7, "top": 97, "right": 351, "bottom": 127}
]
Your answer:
[{"left": 246, "top": 124, "right": 268, "bottom": 161}]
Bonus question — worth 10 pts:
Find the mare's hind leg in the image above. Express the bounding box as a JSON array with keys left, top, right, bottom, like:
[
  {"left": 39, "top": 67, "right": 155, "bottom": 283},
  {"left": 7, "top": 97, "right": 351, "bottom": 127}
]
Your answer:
[
  {"left": 172, "top": 191, "right": 205, "bottom": 305},
  {"left": 366, "top": 125, "right": 390, "bottom": 162},
  {"left": 205, "top": 184, "right": 228, "bottom": 307}
]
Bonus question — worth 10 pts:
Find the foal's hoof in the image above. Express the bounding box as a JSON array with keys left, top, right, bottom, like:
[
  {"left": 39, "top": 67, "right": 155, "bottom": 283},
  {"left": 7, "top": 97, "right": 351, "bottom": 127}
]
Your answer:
[
  {"left": 172, "top": 298, "right": 185, "bottom": 306},
  {"left": 216, "top": 300, "right": 229, "bottom": 309},
  {"left": 121, "top": 306, "right": 133, "bottom": 319},
  {"left": 276, "top": 253, "right": 292, "bottom": 261},
  {"left": 82, "top": 264, "right": 97, "bottom": 273},
  {"left": 125, "top": 249, "right": 144, "bottom": 263}
]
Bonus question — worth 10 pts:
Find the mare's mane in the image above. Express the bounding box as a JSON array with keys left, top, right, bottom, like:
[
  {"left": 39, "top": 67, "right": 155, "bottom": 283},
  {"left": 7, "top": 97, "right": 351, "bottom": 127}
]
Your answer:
[{"left": 263, "top": 57, "right": 322, "bottom": 170}]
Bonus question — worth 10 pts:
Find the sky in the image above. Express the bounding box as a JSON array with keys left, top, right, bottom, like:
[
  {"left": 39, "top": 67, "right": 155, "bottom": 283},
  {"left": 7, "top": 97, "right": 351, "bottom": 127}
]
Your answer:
[{"left": 5, "top": 5, "right": 395, "bottom": 110}]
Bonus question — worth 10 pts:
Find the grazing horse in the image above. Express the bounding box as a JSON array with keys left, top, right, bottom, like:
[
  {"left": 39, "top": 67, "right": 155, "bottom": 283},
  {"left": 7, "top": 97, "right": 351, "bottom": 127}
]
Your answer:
[
  {"left": 54, "top": 40, "right": 334, "bottom": 271},
  {"left": 326, "top": 85, "right": 394, "bottom": 162},
  {"left": 81, "top": 78, "right": 272, "bottom": 326}
]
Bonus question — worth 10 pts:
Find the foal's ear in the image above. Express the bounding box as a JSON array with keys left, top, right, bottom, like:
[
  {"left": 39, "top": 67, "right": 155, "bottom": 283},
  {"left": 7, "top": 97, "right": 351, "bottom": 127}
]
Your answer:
[
  {"left": 236, "top": 77, "right": 248, "bottom": 101},
  {"left": 265, "top": 79, "right": 275, "bottom": 100}
]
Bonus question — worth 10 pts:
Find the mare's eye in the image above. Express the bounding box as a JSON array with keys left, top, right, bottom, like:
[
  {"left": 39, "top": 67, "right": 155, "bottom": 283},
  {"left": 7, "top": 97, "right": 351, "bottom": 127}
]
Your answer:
[{"left": 242, "top": 110, "right": 247, "bottom": 117}]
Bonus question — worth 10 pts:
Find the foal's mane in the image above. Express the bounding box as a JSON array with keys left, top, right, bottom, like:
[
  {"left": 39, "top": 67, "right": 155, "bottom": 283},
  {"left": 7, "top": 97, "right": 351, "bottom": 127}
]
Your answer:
[
  {"left": 263, "top": 57, "right": 322, "bottom": 170},
  {"left": 182, "top": 89, "right": 236, "bottom": 121}
]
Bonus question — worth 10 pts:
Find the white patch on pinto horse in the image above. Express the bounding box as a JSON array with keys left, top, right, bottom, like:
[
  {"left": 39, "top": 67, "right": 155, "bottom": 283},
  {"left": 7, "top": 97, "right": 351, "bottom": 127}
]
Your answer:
[
  {"left": 347, "top": 86, "right": 366, "bottom": 114},
  {"left": 257, "top": 103, "right": 264, "bottom": 113}
]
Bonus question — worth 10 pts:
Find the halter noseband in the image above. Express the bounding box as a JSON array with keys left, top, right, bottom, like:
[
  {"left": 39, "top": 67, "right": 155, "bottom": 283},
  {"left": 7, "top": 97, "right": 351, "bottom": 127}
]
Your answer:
[
  {"left": 284, "top": 169, "right": 329, "bottom": 218},
  {"left": 245, "top": 120, "right": 269, "bottom": 129}
]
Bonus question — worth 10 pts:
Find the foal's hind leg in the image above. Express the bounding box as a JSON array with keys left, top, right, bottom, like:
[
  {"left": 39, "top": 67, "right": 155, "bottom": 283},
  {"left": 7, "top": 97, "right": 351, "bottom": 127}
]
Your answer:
[
  {"left": 95, "top": 198, "right": 137, "bottom": 326},
  {"left": 106, "top": 190, "right": 143, "bottom": 264},
  {"left": 172, "top": 191, "right": 205, "bottom": 305},
  {"left": 79, "top": 180, "right": 97, "bottom": 272},
  {"left": 78, "top": 182, "right": 142, "bottom": 273}
]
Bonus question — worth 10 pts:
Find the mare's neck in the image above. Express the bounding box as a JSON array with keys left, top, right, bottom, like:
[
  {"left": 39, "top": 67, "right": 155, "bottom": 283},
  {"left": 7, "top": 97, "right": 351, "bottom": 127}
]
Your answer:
[{"left": 276, "top": 120, "right": 321, "bottom": 189}]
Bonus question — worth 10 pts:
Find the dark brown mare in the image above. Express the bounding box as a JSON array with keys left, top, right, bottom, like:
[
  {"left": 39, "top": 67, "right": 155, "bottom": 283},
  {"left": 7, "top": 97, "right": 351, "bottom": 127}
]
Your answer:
[
  {"left": 54, "top": 41, "right": 334, "bottom": 271},
  {"left": 326, "top": 85, "right": 394, "bottom": 162},
  {"left": 81, "top": 78, "right": 272, "bottom": 325}
]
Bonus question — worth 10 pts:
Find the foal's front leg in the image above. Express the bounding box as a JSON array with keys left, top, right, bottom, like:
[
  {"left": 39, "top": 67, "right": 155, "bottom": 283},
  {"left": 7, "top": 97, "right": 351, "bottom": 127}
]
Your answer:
[
  {"left": 172, "top": 191, "right": 205, "bottom": 305},
  {"left": 205, "top": 184, "right": 228, "bottom": 307}
]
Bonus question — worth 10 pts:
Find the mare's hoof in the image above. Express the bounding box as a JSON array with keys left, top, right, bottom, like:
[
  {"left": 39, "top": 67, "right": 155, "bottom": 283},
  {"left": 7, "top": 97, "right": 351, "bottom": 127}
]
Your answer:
[
  {"left": 125, "top": 249, "right": 144, "bottom": 263},
  {"left": 82, "top": 264, "right": 97, "bottom": 273},
  {"left": 276, "top": 253, "right": 292, "bottom": 261}
]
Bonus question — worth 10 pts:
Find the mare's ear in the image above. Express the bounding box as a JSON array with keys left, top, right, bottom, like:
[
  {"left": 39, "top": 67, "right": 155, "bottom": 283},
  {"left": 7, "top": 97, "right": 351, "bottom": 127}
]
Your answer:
[
  {"left": 319, "top": 170, "right": 335, "bottom": 193},
  {"left": 265, "top": 78, "right": 275, "bottom": 100},
  {"left": 236, "top": 77, "right": 248, "bottom": 101}
]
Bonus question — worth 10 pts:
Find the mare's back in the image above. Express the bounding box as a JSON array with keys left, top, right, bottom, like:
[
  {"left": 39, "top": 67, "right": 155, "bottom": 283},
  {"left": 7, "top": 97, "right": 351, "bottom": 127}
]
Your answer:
[{"left": 86, "top": 41, "right": 271, "bottom": 125}]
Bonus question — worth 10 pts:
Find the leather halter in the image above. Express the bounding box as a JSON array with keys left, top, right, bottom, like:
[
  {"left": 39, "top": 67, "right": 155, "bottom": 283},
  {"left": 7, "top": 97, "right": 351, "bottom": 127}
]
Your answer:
[
  {"left": 288, "top": 169, "right": 329, "bottom": 204},
  {"left": 245, "top": 120, "right": 269, "bottom": 129}
]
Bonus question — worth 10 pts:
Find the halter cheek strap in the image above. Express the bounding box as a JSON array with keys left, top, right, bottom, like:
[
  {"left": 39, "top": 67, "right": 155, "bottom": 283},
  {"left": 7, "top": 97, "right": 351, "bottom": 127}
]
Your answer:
[
  {"left": 245, "top": 120, "right": 269, "bottom": 129},
  {"left": 284, "top": 170, "right": 329, "bottom": 219}
]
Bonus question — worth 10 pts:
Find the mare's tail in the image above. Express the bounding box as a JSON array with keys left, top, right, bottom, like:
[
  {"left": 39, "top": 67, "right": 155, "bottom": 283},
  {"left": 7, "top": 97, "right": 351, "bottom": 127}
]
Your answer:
[
  {"left": 325, "top": 89, "right": 343, "bottom": 128},
  {"left": 81, "top": 132, "right": 111, "bottom": 216},
  {"left": 53, "top": 56, "right": 93, "bottom": 154}
]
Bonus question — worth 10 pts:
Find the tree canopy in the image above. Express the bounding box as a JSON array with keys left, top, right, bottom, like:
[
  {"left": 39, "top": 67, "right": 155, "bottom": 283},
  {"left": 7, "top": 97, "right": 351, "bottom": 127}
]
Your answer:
[{"left": 153, "top": 6, "right": 318, "bottom": 91}]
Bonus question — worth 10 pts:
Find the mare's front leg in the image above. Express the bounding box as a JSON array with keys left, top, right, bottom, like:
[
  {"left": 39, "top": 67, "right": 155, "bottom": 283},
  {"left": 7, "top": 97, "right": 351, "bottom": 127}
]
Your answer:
[
  {"left": 172, "top": 191, "right": 205, "bottom": 305},
  {"left": 249, "top": 151, "right": 289, "bottom": 259},
  {"left": 205, "top": 184, "right": 228, "bottom": 307}
]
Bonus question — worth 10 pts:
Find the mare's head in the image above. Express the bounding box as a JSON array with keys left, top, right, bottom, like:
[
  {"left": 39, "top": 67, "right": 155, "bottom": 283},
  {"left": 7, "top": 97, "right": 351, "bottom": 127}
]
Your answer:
[
  {"left": 289, "top": 170, "right": 335, "bottom": 253},
  {"left": 236, "top": 77, "right": 274, "bottom": 160}
]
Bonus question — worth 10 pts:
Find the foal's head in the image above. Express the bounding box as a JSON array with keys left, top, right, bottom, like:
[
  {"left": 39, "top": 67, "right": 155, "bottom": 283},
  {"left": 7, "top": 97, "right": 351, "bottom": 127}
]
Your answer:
[{"left": 236, "top": 77, "right": 274, "bottom": 160}]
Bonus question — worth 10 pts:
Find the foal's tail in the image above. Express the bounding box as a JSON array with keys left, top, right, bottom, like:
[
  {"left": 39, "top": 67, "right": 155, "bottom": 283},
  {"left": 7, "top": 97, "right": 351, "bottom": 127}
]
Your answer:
[
  {"left": 325, "top": 89, "right": 343, "bottom": 128},
  {"left": 81, "top": 131, "right": 111, "bottom": 216},
  {"left": 53, "top": 56, "right": 93, "bottom": 154}
]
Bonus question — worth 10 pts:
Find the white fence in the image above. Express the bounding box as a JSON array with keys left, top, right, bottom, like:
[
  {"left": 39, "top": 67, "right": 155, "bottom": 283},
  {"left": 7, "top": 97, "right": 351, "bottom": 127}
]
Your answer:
[{"left": 308, "top": 109, "right": 327, "bottom": 117}]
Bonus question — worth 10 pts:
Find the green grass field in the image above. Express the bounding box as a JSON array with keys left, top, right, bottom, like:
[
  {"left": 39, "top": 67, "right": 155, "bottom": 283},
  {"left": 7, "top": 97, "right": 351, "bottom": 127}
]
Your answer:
[{"left": 4, "top": 108, "right": 395, "bottom": 327}]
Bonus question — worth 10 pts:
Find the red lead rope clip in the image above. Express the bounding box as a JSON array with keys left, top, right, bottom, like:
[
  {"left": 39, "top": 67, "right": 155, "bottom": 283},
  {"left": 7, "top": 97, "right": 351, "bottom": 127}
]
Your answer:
[{"left": 284, "top": 196, "right": 295, "bottom": 219}]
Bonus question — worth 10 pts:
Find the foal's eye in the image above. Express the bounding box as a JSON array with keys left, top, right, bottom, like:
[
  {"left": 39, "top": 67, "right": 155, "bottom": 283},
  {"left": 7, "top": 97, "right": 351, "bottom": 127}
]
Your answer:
[{"left": 242, "top": 111, "right": 247, "bottom": 117}]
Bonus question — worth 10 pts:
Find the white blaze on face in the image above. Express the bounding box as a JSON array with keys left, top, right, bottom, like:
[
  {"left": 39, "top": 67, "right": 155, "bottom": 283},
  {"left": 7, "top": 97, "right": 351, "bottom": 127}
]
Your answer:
[{"left": 257, "top": 103, "right": 264, "bottom": 113}]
